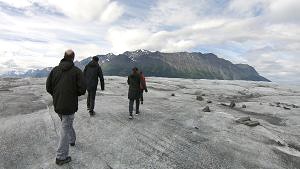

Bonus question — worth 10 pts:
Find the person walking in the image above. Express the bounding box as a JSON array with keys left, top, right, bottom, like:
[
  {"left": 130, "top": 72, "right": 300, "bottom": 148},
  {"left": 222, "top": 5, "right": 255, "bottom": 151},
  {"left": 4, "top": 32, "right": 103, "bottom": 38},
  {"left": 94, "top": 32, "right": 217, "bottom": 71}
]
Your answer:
[
  {"left": 46, "top": 49, "right": 86, "bottom": 166},
  {"left": 139, "top": 71, "right": 148, "bottom": 104},
  {"left": 83, "top": 56, "right": 105, "bottom": 116},
  {"left": 127, "top": 67, "right": 141, "bottom": 119}
]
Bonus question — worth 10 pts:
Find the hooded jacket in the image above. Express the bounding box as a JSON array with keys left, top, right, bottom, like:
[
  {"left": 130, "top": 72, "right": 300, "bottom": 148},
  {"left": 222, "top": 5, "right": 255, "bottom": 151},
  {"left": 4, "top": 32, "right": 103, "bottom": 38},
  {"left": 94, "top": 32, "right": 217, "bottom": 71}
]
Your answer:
[
  {"left": 46, "top": 58, "right": 86, "bottom": 115},
  {"left": 83, "top": 60, "right": 104, "bottom": 91},
  {"left": 127, "top": 72, "right": 141, "bottom": 100}
]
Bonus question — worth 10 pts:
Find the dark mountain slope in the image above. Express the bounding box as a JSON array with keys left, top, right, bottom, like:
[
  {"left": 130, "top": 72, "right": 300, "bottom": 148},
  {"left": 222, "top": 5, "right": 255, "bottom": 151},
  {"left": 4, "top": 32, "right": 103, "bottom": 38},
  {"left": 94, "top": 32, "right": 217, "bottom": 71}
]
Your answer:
[{"left": 1, "top": 50, "right": 270, "bottom": 81}]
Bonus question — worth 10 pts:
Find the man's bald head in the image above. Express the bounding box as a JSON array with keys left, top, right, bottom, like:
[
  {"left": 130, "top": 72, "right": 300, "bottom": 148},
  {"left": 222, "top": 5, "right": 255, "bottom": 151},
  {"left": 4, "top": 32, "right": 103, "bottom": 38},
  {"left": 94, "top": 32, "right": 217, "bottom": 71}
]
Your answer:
[{"left": 64, "top": 49, "right": 75, "bottom": 61}]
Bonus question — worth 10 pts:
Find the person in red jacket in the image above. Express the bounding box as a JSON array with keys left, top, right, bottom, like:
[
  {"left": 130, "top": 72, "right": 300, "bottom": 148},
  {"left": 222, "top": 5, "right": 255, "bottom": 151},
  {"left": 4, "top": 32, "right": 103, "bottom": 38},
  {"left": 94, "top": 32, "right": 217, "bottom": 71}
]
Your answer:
[{"left": 139, "top": 71, "right": 148, "bottom": 104}]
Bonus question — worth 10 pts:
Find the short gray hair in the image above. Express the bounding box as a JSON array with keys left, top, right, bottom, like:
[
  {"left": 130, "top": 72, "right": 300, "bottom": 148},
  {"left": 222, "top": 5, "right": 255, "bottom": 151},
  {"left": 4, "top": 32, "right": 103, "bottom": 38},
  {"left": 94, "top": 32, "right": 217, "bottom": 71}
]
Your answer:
[{"left": 64, "top": 49, "right": 75, "bottom": 60}]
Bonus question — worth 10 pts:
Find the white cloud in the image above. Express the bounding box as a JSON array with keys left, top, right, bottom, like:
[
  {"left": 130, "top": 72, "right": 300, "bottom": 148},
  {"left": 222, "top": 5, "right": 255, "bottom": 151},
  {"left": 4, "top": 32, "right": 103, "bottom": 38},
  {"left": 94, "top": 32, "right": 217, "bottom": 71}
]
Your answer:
[
  {"left": 105, "top": 0, "right": 300, "bottom": 83},
  {"left": 100, "top": 1, "right": 124, "bottom": 23},
  {"left": 268, "top": 0, "right": 300, "bottom": 23},
  {"left": 107, "top": 27, "right": 151, "bottom": 53},
  {"left": 148, "top": 0, "right": 202, "bottom": 26},
  {"left": 227, "top": 0, "right": 269, "bottom": 16},
  {"left": 243, "top": 48, "right": 300, "bottom": 83},
  {"left": 0, "top": 0, "right": 299, "bottom": 83},
  {"left": 46, "top": 0, "right": 123, "bottom": 22},
  {"left": 0, "top": 39, "right": 106, "bottom": 73},
  {"left": 108, "top": 25, "right": 206, "bottom": 53},
  {"left": 0, "top": 0, "right": 124, "bottom": 22},
  {"left": 0, "top": 1, "right": 112, "bottom": 72},
  {"left": 0, "top": 0, "right": 32, "bottom": 8}
]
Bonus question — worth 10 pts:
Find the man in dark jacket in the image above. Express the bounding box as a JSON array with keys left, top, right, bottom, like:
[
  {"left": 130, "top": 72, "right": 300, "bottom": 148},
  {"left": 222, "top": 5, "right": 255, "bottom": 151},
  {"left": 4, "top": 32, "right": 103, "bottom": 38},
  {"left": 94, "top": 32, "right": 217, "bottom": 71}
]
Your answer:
[
  {"left": 127, "top": 67, "right": 141, "bottom": 119},
  {"left": 46, "top": 49, "right": 86, "bottom": 166},
  {"left": 83, "top": 56, "right": 104, "bottom": 116}
]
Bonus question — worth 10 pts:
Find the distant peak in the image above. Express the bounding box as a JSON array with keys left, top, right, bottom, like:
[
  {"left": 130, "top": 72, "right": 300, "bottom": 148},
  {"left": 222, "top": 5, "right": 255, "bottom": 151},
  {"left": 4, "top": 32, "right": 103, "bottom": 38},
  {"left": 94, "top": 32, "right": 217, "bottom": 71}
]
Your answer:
[
  {"left": 107, "top": 53, "right": 115, "bottom": 56},
  {"left": 124, "top": 49, "right": 152, "bottom": 55},
  {"left": 135, "top": 49, "right": 151, "bottom": 53}
]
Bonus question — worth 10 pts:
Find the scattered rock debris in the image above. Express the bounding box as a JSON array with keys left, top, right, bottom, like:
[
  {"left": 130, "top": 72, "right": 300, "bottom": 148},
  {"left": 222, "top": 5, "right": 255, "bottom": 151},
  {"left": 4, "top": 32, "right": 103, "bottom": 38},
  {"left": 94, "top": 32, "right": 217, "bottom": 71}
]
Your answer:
[
  {"left": 236, "top": 116, "right": 250, "bottom": 123},
  {"left": 287, "top": 143, "right": 300, "bottom": 152},
  {"left": 243, "top": 121, "right": 260, "bottom": 127},
  {"left": 202, "top": 94, "right": 206, "bottom": 96},
  {"left": 242, "top": 104, "right": 246, "bottom": 108},
  {"left": 196, "top": 96, "right": 204, "bottom": 101},
  {"left": 273, "top": 102, "right": 298, "bottom": 109},
  {"left": 236, "top": 116, "right": 260, "bottom": 127},
  {"left": 220, "top": 103, "right": 228, "bottom": 106},
  {"left": 277, "top": 141, "right": 285, "bottom": 147},
  {"left": 207, "top": 100, "right": 212, "bottom": 103},
  {"left": 171, "top": 93, "right": 175, "bottom": 96},
  {"left": 194, "top": 127, "right": 199, "bottom": 129},
  {"left": 229, "top": 101, "right": 236, "bottom": 108},
  {"left": 202, "top": 106, "right": 210, "bottom": 112}
]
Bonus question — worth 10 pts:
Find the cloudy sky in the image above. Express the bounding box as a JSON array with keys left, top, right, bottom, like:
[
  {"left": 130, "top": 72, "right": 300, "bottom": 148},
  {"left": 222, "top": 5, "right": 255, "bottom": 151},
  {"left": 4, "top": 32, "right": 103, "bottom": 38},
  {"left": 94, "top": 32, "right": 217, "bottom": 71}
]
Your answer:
[{"left": 0, "top": 0, "right": 299, "bottom": 83}]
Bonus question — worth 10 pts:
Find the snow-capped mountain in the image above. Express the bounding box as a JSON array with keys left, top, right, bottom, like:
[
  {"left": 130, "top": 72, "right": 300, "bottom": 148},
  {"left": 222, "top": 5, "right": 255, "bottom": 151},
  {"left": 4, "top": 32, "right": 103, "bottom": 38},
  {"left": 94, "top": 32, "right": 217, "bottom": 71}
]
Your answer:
[{"left": 0, "top": 50, "right": 270, "bottom": 81}]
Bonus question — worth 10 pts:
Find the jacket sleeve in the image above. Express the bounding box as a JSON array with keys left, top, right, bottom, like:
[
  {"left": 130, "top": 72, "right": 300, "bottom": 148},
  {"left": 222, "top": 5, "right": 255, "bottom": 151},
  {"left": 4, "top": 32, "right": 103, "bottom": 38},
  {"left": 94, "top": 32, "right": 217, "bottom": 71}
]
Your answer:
[
  {"left": 98, "top": 66, "right": 105, "bottom": 90},
  {"left": 143, "top": 77, "right": 147, "bottom": 90},
  {"left": 46, "top": 70, "right": 53, "bottom": 95},
  {"left": 77, "top": 70, "right": 87, "bottom": 96}
]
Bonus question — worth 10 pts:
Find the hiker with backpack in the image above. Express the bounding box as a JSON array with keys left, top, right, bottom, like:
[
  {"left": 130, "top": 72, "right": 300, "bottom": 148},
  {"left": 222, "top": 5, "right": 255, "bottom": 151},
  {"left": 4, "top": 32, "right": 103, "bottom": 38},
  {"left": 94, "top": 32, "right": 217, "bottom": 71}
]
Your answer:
[{"left": 46, "top": 49, "right": 86, "bottom": 166}]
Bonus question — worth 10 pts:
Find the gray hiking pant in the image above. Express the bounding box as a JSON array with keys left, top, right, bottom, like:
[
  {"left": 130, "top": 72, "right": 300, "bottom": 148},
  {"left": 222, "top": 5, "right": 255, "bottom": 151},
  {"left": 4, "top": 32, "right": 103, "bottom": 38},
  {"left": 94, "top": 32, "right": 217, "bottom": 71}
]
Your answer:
[
  {"left": 56, "top": 114, "right": 76, "bottom": 160},
  {"left": 129, "top": 99, "right": 140, "bottom": 115},
  {"left": 87, "top": 89, "right": 97, "bottom": 111}
]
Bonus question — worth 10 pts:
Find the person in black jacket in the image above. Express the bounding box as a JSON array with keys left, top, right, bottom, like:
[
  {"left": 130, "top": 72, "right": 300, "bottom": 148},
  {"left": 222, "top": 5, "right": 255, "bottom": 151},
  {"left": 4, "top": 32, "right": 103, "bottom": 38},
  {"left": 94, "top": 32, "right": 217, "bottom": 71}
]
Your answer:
[
  {"left": 127, "top": 67, "right": 141, "bottom": 119},
  {"left": 46, "top": 49, "right": 86, "bottom": 166},
  {"left": 83, "top": 56, "right": 105, "bottom": 116}
]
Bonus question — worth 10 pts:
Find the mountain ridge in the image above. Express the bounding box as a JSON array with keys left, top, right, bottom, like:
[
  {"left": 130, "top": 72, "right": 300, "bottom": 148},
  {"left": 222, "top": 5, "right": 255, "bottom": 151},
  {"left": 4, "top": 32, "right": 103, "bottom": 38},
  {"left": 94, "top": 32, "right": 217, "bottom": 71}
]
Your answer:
[{"left": 0, "top": 50, "right": 270, "bottom": 82}]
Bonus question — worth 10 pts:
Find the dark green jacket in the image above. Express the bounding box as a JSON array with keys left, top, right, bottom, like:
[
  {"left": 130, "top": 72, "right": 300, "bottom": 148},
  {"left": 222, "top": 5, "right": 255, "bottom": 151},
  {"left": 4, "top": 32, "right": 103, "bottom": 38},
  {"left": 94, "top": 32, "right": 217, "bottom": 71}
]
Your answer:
[
  {"left": 46, "top": 59, "right": 86, "bottom": 115},
  {"left": 83, "top": 60, "right": 104, "bottom": 91},
  {"left": 127, "top": 73, "right": 141, "bottom": 100}
]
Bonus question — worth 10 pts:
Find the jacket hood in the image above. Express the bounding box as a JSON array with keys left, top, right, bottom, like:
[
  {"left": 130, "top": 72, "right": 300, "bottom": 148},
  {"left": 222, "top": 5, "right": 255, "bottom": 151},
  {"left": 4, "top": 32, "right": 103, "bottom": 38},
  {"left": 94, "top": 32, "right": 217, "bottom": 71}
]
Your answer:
[
  {"left": 87, "top": 60, "right": 99, "bottom": 67},
  {"left": 130, "top": 72, "right": 140, "bottom": 77},
  {"left": 59, "top": 58, "right": 74, "bottom": 71}
]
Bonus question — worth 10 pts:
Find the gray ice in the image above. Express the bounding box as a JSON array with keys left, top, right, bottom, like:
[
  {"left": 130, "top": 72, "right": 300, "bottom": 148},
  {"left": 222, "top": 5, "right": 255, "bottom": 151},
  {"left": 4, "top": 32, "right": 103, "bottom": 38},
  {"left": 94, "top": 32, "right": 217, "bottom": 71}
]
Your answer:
[{"left": 0, "top": 77, "right": 299, "bottom": 169}]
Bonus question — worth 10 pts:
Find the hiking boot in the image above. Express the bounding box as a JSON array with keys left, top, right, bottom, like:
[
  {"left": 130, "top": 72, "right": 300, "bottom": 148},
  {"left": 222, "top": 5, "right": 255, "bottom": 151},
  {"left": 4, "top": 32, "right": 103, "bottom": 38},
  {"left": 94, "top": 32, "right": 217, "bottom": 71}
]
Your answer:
[
  {"left": 89, "top": 111, "right": 95, "bottom": 116},
  {"left": 129, "top": 115, "right": 133, "bottom": 119},
  {"left": 56, "top": 156, "right": 71, "bottom": 166},
  {"left": 135, "top": 111, "right": 140, "bottom": 116},
  {"left": 70, "top": 143, "right": 75, "bottom": 146}
]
